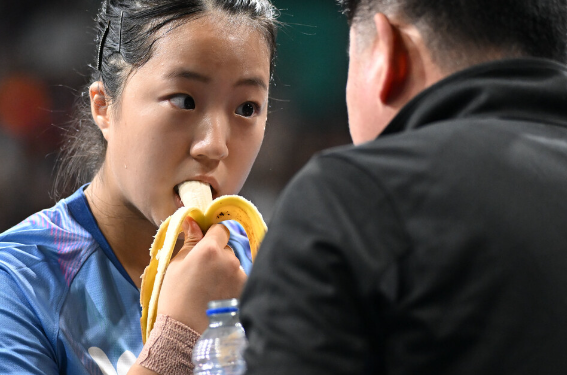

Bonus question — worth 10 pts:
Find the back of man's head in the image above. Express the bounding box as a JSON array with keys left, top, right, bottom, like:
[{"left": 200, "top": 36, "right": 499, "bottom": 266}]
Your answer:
[{"left": 339, "top": 0, "right": 567, "bottom": 73}]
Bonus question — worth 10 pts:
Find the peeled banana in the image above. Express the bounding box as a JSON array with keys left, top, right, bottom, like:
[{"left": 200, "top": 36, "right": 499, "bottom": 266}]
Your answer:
[{"left": 139, "top": 181, "right": 267, "bottom": 343}]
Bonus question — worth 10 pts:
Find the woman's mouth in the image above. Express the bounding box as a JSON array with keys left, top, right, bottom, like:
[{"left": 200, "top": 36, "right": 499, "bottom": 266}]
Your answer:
[{"left": 173, "top": 181, "right": 216, "bottom": 208}]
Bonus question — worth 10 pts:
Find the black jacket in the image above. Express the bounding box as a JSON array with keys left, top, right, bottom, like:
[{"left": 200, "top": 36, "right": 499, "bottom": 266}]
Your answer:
[{"left": 241, "top": 58, "right": 567, "bottom": 375}]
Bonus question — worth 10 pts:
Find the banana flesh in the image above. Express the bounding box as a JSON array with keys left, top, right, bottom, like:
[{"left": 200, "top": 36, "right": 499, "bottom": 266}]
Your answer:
[
  {"left": 139, "top": 181, "right": 267, "bottom": 343},
  {"left": 178, "top": 179, "right": 212, "bottom": 213}
]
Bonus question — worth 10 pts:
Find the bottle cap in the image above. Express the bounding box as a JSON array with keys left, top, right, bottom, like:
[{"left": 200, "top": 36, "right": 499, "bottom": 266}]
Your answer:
[{"left": 206, "top": 298, "right": 239, "bottom": 316}]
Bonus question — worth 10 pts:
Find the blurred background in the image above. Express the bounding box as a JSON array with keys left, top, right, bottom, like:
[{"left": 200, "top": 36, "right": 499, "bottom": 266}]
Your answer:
[{"left": 0, "top": 0, "right": 351, "bottom": 231}]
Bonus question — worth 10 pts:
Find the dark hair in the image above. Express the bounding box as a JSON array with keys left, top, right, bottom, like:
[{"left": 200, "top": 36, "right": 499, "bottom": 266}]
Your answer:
[
  {"left": 338, "top": 0, "right": 567, "bottom": 71},
  {"left": 53, "top": 0, "right": 278, "bottom": 200}
]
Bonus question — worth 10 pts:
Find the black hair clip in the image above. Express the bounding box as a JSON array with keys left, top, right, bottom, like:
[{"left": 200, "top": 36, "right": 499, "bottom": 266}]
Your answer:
[
  {"left": 118, "top": 11, "right": 124, "bottom": 54},
  {"left": 97, "top": 20, "right": 111, "bottom": 71}
]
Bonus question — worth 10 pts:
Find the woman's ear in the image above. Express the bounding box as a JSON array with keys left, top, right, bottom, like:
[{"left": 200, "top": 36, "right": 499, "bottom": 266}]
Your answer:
[
  {"left": 89, "top": 81, "right": 111, "bottom": 140},
  {"left": 373, "top": 13, "right": 409, "bottom": 103}
]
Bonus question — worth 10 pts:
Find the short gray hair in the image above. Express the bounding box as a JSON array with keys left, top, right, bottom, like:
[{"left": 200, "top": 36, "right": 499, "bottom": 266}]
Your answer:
[{"left": 338, "top": 0, "right": 567, "bottom": 72}]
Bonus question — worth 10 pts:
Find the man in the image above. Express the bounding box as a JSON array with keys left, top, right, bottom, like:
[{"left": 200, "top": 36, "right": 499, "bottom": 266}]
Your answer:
[{"left": 240, "top": 0, "right": 567, "bottom": 374}]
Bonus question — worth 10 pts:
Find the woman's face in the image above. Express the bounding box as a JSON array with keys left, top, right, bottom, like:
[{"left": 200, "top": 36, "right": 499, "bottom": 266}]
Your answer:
[{"left": 99, "top": 14, "right": 271, "bottom": 227}]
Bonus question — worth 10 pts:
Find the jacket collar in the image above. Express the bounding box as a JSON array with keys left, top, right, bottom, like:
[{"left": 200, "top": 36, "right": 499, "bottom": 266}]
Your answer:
[{"left": 381, "top": 58, "right": 567, "bottom": 136}]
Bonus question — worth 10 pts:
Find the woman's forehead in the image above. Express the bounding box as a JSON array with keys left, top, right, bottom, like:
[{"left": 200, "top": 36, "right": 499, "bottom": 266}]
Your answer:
[
  {"left": 152, "top": 13, "right": 270, "bottom": 61},
  {"left": 157, "top": 12, "right": 269, "bottom": 46},
  {"left": 127, "top": 15, "right": 271, "bottom": 87}
]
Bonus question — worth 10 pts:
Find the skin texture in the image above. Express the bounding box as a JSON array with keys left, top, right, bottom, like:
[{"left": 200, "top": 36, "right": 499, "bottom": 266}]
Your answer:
[
  {"left": 85, "top": 13, "right": 270, "bottom": 375},
  {"left": 346, "top": 13, "right": 446, "bottom": 144}
]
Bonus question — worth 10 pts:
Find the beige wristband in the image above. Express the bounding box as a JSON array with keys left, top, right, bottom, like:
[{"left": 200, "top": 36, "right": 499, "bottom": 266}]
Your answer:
[{"left": 136, "top": 314, "right": 201, "bottom": 375}]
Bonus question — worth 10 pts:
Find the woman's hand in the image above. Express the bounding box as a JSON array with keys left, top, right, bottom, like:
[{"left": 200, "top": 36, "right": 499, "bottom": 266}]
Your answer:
[{"left": 157, "top": 216, "right": 247, "bottom": 333}]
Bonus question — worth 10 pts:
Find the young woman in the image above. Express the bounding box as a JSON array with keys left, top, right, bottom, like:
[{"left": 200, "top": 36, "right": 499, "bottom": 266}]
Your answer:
[{"left": 0, "top": 1, "right": 278, "bottom": 374}]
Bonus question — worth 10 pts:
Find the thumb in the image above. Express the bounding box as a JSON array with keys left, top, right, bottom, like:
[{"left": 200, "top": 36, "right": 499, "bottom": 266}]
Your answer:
[{"left": 182, "top": 216, "right": 204, "bottom": 249}]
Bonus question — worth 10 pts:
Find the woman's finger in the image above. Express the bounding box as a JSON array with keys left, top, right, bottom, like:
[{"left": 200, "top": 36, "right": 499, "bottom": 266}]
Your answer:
[
  {"left": 182, "top": 216, "right": 204, "bottom": 250},
  {"left": 204, "top": 223, "right": 231, "bottom": 249}
]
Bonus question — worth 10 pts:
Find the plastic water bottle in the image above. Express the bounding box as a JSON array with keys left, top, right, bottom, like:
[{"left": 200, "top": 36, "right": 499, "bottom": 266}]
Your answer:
[{"left": 192, "top": 298, "right": 248, "bottom": 375}]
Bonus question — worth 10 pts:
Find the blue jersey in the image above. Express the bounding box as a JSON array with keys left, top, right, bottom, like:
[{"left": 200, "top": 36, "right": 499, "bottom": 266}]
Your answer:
[{"left": 0, "top": 186, "right": 252, "bottom": 375}]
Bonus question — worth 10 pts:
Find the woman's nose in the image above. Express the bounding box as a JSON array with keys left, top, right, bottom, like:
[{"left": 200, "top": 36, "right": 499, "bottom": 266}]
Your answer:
[{"left": 190, "top": 112, "right": 229, "bottom": 162}]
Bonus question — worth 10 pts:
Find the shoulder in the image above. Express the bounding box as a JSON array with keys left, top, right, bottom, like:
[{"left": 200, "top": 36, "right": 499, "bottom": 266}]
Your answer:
[
  {"left": 0, "top": 195, "right": 99, "bottom": 297},
  {"left": 262, "top": 144, "right": 409, "bottom": 269},
  {"left": 1, "top": 197, "right": 93, "bottom": 261}
]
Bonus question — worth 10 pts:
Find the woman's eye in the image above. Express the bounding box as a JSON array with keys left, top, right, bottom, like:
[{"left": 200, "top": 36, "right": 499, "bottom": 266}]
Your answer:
[
  {"left": 170, "top": 95, "right": 196, "bottom": 110},
  {"left": 235, "top": 102, "right": 258, "bottom": 118}
]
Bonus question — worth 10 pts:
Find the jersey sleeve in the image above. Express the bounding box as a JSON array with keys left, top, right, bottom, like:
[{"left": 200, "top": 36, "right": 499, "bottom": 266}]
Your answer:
[
  {"left": 224, "top": 220, "right": 253, "bottom": 275},
  {"left": 0, "top": 268, "right": 59, "bottom": 374},
  {"left": 240, "top": 154, "right": 406, "bottom": 375}
]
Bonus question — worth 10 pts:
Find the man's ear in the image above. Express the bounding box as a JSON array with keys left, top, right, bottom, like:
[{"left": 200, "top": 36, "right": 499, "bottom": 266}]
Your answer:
[
  {"left": 89, "top": 81, "right": 111, "bottom": 140},
  {"left": 373, "top": 13, "right": 409, "bottom": 103}
]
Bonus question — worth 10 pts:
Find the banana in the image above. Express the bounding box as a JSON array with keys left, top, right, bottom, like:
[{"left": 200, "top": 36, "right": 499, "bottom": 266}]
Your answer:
[{"left": 139, "top": 181, "right": 267, "bottom": 343}]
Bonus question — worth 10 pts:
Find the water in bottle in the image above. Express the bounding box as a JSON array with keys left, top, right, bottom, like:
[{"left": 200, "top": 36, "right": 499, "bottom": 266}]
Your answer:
[{"left": 192, "top": 298, "right": 248, "bottom": 375}]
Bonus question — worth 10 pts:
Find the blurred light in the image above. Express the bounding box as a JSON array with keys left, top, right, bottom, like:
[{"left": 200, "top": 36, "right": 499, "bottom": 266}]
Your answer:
[{"left": 0, "top": 74, "right": 51, "bottom": 139}]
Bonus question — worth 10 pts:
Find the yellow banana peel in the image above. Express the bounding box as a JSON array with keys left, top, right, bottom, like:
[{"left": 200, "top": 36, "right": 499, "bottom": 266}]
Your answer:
[{"left": 139, "top": 181, "right": 267, "bottom": 343}]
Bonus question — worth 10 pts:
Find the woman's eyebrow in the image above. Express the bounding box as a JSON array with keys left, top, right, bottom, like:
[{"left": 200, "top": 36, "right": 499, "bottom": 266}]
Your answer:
[
  {"left": 166, "top": 69, "right": 267, "bottom": 91},
  {"left": 166, "top": 69, "right": 211, "bottom": 83},
  {"left": 235, "top": 77, "right": 268, "bottom": 91}
]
